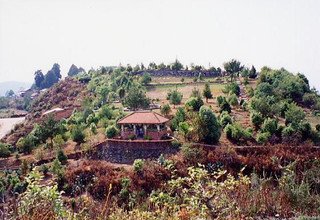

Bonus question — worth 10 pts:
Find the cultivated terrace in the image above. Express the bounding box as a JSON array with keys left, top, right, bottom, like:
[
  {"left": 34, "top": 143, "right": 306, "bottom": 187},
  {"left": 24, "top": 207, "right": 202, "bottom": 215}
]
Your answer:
[{"left": 0, "top": 60, "right": 320, "bottom": 219}]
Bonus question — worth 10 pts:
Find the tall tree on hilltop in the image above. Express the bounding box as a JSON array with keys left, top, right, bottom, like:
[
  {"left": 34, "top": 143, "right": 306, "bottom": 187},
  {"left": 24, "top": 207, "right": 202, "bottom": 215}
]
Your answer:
[
  {"left": 223, "top": 59, "right": 244, "bottom": 81},
  {"left": 34, "top": 70, "right": 45, "bottom": 88}
]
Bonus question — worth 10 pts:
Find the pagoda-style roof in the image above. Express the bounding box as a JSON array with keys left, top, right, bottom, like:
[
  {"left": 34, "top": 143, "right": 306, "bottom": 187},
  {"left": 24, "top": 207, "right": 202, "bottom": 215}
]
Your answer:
[{"left": 117, "top": 111, "right": 169, "bottom": 125}]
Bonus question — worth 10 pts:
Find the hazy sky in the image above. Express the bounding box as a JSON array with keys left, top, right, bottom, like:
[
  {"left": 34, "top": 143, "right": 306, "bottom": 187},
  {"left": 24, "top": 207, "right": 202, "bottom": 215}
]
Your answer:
[{"left": 0, "top": 0, "right": 320, "bottom": 89}]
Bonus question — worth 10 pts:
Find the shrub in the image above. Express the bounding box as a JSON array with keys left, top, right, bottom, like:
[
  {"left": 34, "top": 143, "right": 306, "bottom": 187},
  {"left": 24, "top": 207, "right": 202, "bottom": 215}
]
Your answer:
[
  {"left": 90, "top": 123, "right": 97, "bottom": 134},
  {"left": 133, "top": 159, "right": 144, "bottom": 173},
  {"left": 256, "top": 132, "right": 271, "bottom": 144},
  {"left": 71, "top": 126, "right": 85, "bottom": 144},
  {"left": 171, "top": 140, "right": 182, "bottom": 149},
  {"left": 285, "top": 103, "right": 306, "bottom": 126},
  {"left": 220, "top": 99, "right": 231, "bottom": 113},
  {"left": 228, "top": 93, "right": 238, "bottom": 106},
  {"left": 105, "top": 125, "right": 119, "bottom": 138},
  {"left": 144, "top": 135, "right": 152, "bottom": 140},
  {"left": 0, "top": 143, "right": 11, "bottom": 158},
  {"left": 250, "top": 111, "right": 264, "bottom": 129},
  {"left": 198, "top": 106, "right": 221, "bottom": 144},
  {"left": 316, "top": 124, "right": 320, "bottom": 132},
  {"left": 160, "top": 104, "right": 171, "bottom": 116},
  {"left": 185, "top": 96, "right": 204, "bottom": 111},
  {"left": 219, "top": 111, "right": 233, "bottom": 128},
  {"left": 224, "top": 123, "right": 253, "bottom": 144},
  {"left": 261, "top": 118, "right": 278, "bottom": 134},
  {"left": 127, "top": 134, "right": 136, "bottom": 140},
  {"left": 57, "top": 149, "right": 68, "bottom": 165},
  {"left": 181, "top": 144, "right": 206, "bottom": 165}
]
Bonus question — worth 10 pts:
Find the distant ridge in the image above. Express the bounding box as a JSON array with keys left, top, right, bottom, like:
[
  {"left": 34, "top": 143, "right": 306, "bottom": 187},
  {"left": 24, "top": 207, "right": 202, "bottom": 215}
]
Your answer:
[{"left": 0, "top": 81, "right": 32, "bottom": 96}]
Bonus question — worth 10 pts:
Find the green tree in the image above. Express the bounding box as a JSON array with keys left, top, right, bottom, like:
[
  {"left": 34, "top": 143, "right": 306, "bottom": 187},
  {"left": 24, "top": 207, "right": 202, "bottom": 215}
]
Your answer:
[
  {"left": 34, "top": 70, "right": 44, "bottom": 88},
  {"left": 228, "top": 94, "right": 238, "bottom": 106},
  {"left": 124, "top": 86, "right": 150, "bottom": 110},
  {"left": 185, "top": 96, "right": 204, "bottom": 111},
  {"left": 202, "top": 83, "right": 213, "bottom": 103},
  {"left": 171, "top": 59, "right": 183, "bottom": 71},
  {"left": 106, "top": 125, "right": 119, "bottom": 138},
  {"left": 160, "top": 104, "right": 171, "bottom": 116},
  {"left": 249, "top": 65, "right": 257, "bottom": 78},
  {"left": 171, "top": 107, "right": 186, "bottom": 131},
  {"left": 71, "top": 125, "right": 85, "bottom": 144},
  {"left": 285, "top": 103, "right": 306, "bottom": 126},
  {"left": 198, "top": 106, "right": 221, "bottom": 144},
  {"left": 56, "top": 149, "right": 68, "bottom": 165},
  {"left": 140, "top": 73, "right": 152, "bottom": 85},
  {"left": 169, "top": 90, "right": 183, "bottom": 107},
  {"left": 223, "top": 59, "right": 244, "bottom": 81}
]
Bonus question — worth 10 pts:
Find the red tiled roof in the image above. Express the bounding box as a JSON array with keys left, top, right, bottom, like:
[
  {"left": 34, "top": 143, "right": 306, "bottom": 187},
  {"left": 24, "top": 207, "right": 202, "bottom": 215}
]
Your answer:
[{"left": 117, "top": 111, "right": 169, "bottom": 124}]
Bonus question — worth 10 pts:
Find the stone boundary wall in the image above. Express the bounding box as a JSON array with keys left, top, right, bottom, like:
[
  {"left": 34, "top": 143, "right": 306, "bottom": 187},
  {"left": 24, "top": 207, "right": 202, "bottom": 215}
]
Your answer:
[
  {"left": 107, "top": 139, "right": 173, "bottom": 149},
  {"left": 133, "top": 70, "right": 221, "bottom": 77}
]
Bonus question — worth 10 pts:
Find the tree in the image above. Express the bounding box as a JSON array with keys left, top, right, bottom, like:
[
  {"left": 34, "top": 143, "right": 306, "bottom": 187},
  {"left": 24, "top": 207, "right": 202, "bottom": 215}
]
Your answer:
[
  {"left": 67, "top": 64, "right": 85, "bottom": 77},
  {"left": 5, "top": 90, "right": 15, "bottom": 98},
  {"left": 71, "top": 125, "right": 85, "bottom": 144},
  {"left": 34, "top": 70, "right": 45, "bottom": 88},
  {"left": 228, "top": 94, "right": 238, "bottom": 106},
  {"left": 185, "top": 96, "right": 204, "bottom": 111},
  {"left": 169, "top": 90, "right": 183, "bottom": 107},
  {"left": 133, "top": 64, "right": 141, "bottom": 72},
  {"left": 105, "top": 125, "right": 119, "bottom": 138},
  {"left": 191, "top": 87, "right": 201, "bottom": 98},
  {"left": 198, "top": 106, "right": 221, "bottom": 144},
  {"left": 140, "top": 73, "right": 152, "bottom": 85},
  {"left": 250, "top": 111, "right": 264, "bottom": 129},
  {"left": 223, "top": 82, "right": 240, "bottom": 96},
  {"left": 285, "top": 103, "right": 306, "bottom": 126},
  {"left": 171, "top": 59, "right": 183, "bottom": 71},
  {"left": 223, "top": 59, "right": 244, "bottom": 81},
  {"left": 57, "top": 149, "right": 68, "bottom": 165},
  {"left": 124, "top": 86, "right": 150, "bottom": 110},
  {"left": 219, "top": 111, "right": 233, "bottom": 128},
  {"left": 51, "top": 63, "right": 61, "bottom": 80},
  {"left": 202, "top": 83, "right": 213, "bottom": 102},
  {"left": 249, "top": 65, "right": 257, "bottom": 78},
  {"left": 160, "top": 104, "right": 171, "bottom": 116},
  {"left": 224, "top": 123, "right": 252, "bottom": 144},
  {"left": 171, "top": 107, "right": 186, "bottom": 130},
  {"left": 178, "top": 122, "right": 190, "bottom": 140}
]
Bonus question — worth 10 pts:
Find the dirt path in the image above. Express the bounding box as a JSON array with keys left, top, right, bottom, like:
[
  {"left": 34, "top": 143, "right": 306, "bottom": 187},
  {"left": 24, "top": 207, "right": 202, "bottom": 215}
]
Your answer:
[{"left": 0, "top": 117, "right": 25, "bottom": 139}]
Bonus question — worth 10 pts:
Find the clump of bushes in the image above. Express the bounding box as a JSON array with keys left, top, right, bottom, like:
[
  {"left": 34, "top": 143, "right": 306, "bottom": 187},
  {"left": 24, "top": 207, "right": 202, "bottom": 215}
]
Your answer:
[
  {"left": 105, "top": 125, "right": 119, "bottom": 138},
  {"left": 224, "top": 123, "right": 253, "bottom": 144}
]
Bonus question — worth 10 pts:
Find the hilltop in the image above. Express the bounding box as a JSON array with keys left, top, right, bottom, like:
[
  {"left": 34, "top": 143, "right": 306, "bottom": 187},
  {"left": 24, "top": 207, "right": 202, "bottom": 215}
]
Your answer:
[{"left": 0, "top": 60, "right": 320, "bottom": 219}]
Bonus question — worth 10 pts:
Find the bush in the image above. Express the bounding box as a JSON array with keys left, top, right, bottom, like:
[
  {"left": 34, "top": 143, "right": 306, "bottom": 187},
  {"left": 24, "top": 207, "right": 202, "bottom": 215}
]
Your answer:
[
  {"left": 127, "top": 134, "right": 136, "bottom": 140},
  {"left": 219, "top": 111, "right": 233, "bottom": 128},
  {"left": 185, "top": 96, "right": 204, "bottom": 111},
  {"left": 250, "top": 111, "right": 264, "bottom": 129},
  {"left": 57, "top": 149, "right": 68, "bottom": 165},
  {"left": 198, "top": 106, "right": 221, "bottom": 144},
  {"left": 220, "top": 100, "right": 231, "bottom": 113},
  {"left": 105, "top": 125, "right": 119, "bottom": 138},
  {"left": 71, "top": 126, "right": 85, "bottom": 144},
  {"left": 228, "top": 93, "right": 238, "bottom": 106},
  {"left": 171, "top": 140, "right": 182, "bottom": 149},
  {"left": 224, "top": 123, "right": 253, "bottom": 144},
  {"left": 17, "top": 135, "right": 35, "bottom": 154},
  {"left": 160, "top": 104, "right": 171, "bottom": 116},
  {"left": 261, "top": 118, "right": 278, "bottom": 134},
  {"left": 256, "top": 132, "right": 271, "bottom": 144},
  {"left": 181, "top": 144, "right": 206, "bottom": 165},
  {"left": 144, "top": 135, "right": 152, "bottom": 140},
  {"left": 316, "top": 124, "right": 320, "bottom": 132},
  {"left": 133, "top": 159, "right": 144, "bottom": 173},
  {"left": 0, "top": 143, "right": 11, "bottom": 158}
]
